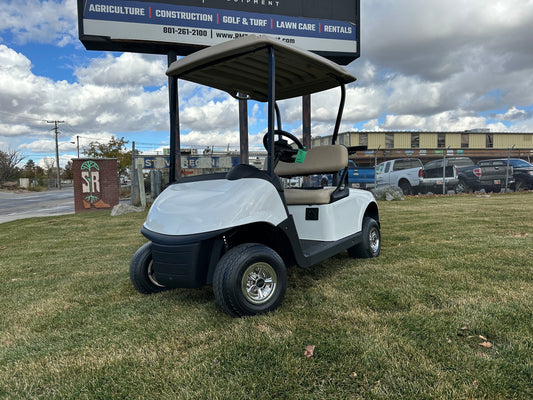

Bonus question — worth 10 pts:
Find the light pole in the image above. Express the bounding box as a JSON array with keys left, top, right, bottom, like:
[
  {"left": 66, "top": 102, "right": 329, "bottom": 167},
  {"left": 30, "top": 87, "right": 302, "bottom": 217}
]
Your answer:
[
  {"left": 374, "top": 145, "right": 381, "bottom": 189},
  {"left": 443, "top": 146, "right": 451, "bottom": 195},
  {"left": 505, "top": 145, "right": 515, "bottom": 191},
  {"left": 71, "top": 136, "right": 80, "bottom": 158}
]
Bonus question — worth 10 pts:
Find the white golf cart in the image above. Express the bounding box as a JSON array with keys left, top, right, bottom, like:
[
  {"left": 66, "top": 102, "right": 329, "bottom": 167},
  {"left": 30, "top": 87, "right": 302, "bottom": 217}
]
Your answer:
[{"left": 130, "top": 35, "right": 380, "bottom": 317}]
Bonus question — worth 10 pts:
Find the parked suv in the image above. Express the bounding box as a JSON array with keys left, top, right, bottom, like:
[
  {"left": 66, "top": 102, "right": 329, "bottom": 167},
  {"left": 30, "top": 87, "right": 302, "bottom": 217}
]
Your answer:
[
  {"left": 456, "top": 158, "right": 514, "bottom": 193},
  {"left": 487, "top": 158, "right": 533, "bottom": 191}
]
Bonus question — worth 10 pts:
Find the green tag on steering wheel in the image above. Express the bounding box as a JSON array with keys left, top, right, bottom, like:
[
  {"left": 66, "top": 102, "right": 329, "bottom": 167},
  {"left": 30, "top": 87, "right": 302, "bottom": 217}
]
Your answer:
[{"left": 295, "top": 149, "right": 307, "bottom": 164}]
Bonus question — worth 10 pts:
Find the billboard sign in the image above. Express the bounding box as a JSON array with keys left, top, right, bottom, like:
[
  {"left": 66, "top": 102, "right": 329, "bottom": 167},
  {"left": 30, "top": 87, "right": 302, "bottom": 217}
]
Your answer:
[{"left": 78, "top": 0, "right": 359, "bottom": 64}]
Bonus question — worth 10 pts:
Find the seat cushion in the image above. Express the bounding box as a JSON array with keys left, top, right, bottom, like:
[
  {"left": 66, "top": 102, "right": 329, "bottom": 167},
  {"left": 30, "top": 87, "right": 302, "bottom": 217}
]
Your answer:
[
  {"left": 275, "top": 145, "right": 348, "bottom": 177},
  {"left": 284, "top": 187, "right": 336, "bottom": 205}
]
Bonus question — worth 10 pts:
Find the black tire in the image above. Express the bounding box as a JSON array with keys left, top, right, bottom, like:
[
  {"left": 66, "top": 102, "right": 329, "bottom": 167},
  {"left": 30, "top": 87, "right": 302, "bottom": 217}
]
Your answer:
[
  {"left": 130, "top": 242, "right": 167, "bottom": 294},
  {"left": 348, "top": 217, "right": 381, "bottom": 259},
  {"left": 213, "top": 243, "right": 287, "bottom": 317},
  {"left": 398, "top": 180, "right": 412, "bottom": 195},
  {"left": 455, "top": 179, "right": 471, "bottom": 194},
  {"left": 513, "top": 179, "right": 526, "bottom": 192}
]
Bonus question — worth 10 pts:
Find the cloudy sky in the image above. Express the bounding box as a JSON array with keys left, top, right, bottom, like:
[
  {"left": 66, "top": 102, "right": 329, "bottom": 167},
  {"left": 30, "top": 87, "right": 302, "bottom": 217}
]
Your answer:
[{"left": 1, "top": 0, "right": 533, "bottom": 167}]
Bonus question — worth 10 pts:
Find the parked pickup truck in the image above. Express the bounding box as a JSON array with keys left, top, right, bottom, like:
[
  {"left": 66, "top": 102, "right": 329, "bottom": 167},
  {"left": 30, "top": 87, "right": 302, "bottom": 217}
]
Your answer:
[
  {"left": 375, "top": 158, "right": 423, "bottom": 195},
  {"left": 455, "top": 158, "right": 514, "bottom": 193},
  {"left": 313, "top": 160, "right": 375, "bottom": 189},
  {"left": 488, "top": 158, "right": 533, "bottom": 191},
  {"left": 419, "top": 157, "right": 474, "bottom": 194}
]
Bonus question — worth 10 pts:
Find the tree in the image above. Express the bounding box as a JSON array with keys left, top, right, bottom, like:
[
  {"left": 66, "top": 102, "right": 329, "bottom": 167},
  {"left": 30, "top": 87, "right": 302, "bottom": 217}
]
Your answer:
[
  {"left": 22, "top": 159, "right": 36, "bottom": 179},
  {"left": 0, "top": 148, "right": 24, "bottom": 183},
  {"left": 84, "top": 136, "right": 132, "bottom": 177},
  {"left": 62, "top": 160, "right": 73, "bottom": 180}
]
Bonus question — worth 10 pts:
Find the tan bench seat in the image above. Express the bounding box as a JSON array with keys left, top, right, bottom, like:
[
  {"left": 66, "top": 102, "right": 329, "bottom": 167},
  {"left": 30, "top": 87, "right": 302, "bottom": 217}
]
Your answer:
[
  {"left": 275, "top": 145, "right": 349, "bottom": 205},
  {"left": 284, "top": 187, "right": 337, "bottom": 205}
]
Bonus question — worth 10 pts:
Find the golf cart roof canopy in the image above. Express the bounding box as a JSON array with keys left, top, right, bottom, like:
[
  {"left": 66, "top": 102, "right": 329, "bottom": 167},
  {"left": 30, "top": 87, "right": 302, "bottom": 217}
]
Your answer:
[{"left": 166, "top": 35, "right": 356, "bottom": 102}]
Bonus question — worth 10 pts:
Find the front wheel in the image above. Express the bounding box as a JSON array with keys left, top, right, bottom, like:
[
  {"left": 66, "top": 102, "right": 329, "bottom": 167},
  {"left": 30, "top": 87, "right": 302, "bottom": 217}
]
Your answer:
[
  {"left": 348, "top": 217, "right": 381, "bottom": 259},
  {"left": 213, "top": 244, "right": 287, "bottom": 317},
  {"left": 130, "top": 242, "right": 167, "bottom": 294}
]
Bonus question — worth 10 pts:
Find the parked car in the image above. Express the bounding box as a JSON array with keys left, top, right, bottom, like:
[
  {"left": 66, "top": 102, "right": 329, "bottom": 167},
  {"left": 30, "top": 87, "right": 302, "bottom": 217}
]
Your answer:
[
  {"left": 375, "top": 158, "right": 423, "bottom": 195},
  {"left": 456, "top": 158, "right": 514, "bottom": 193},
  {"left": 419, "top": 157, "right": 474, "bottom": 194},
  {"left": 487, "top": 158, "right": 533, "bottom": 191}
]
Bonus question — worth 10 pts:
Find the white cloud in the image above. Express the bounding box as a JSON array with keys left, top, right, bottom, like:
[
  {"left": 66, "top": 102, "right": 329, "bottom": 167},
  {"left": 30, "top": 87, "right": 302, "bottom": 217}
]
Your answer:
[
  {"left": 0, "top": 0, "right": 78, "bottom": 46},
  {"left": 494, "top": 107, "right": 531, "bottom": 122},
  {"left": 180, "top": 97, "right": 240, "bottom": 131},
  {"left": 0, "top": 45, "right": 170, "bottom": 148},
  {"left": 74, "top": 53, "right": 167, "bottom": 87}
]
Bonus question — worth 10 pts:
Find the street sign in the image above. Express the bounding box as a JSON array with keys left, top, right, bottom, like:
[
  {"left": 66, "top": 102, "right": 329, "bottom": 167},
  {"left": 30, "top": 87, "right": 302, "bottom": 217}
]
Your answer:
[
  {"left": 78, "top": 0, "right": 359, "bottom": 64},
  {"left": 140, "top": 155, "right": 241, "bottom": 169}
]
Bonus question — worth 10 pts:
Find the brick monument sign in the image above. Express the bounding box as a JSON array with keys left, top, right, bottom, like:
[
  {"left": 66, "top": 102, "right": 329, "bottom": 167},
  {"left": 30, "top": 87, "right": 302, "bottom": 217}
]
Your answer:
[{"left": 73, "top": 158, "right": 119, "bottom": 213}]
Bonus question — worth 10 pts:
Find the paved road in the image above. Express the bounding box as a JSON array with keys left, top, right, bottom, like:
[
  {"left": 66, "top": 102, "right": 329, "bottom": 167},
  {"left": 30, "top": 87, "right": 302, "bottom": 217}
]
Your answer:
[{"left": 0, "top": 188, "right": 75, "bottom": 224}]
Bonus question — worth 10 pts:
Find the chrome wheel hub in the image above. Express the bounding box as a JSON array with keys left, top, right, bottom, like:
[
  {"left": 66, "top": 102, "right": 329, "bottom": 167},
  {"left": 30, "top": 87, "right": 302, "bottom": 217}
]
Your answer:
[
  {"left": 241, "top": 262, "right": 277, "bottom": 305},
  {"left": 369, "top": 227, "right": 380, "bottom": 254},
  {"left": 147, "top": 261, "right": 165, "bottom": 287}
]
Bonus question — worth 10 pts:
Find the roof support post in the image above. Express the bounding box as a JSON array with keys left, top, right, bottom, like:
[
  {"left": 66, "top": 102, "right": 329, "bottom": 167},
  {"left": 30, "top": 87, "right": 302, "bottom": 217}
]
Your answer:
[
  {"left": 239, "top": 98, "right": 249, "bottom": 164},
  {"left": 168, "top": 51, "right": 181, "bottom": 182},
  {"left": 332, "top": 84, "right": 346, "bottom": 145},
  {"left": 267, "top": 46, "right": 276, "bottom": 176},
  {"left": 302, "top": 94, "right": 311, "bottom": 149}
]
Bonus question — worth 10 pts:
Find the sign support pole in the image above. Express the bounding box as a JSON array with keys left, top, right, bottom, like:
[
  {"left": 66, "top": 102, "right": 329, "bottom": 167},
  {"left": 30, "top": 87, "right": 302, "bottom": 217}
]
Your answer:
[{"left": 168, "top": 51, "right": 181, "bottom": 182}]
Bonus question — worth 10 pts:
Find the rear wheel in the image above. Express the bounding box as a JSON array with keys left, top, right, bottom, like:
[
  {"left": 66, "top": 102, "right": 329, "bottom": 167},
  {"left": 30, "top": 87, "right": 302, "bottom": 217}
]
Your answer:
[
  {"left": 398, "top": 180, "right": 412, "bottom": 195},
  {"left": 213, "top": 244, "right": 287, "bottom": 317},
  {"left": 513, "top": 179, "right": 526, "bottom": 192},
  {"left": 455, "top": 179, "right": 471, "bottom": 194},
  {"left": 130, "top": 242, "right": 167, "bottom": 294},
  {"left": 348, "top": 217, "right": 381, "bottom": 259}
]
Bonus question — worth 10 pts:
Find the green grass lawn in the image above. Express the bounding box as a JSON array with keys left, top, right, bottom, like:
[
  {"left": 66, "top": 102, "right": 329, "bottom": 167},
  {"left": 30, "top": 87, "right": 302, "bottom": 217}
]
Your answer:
[{"left": 1, "top": 193, "right": 532, "bottom": 399}]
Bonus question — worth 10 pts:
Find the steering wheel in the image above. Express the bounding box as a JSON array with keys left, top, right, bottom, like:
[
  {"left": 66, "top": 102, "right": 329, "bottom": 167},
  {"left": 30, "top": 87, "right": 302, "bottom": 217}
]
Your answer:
[{"left": 262, "top": 130, "right": 304, "bottom": 163}]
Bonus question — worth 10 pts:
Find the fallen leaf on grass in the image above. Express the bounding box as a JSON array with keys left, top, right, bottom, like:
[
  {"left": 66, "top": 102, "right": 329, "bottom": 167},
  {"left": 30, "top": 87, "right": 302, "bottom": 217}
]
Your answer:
[
  {"left": 479, "top": 341, "right": 493, "bottom": 348},
  {"left": 0, "top": 246, "right": 6, "bottom": 250},
  {"left": 478, "top": 335, "right": 487, "bottom": 341},
  {"left": 304, "top": 345, "right": 315, "bottom": 358}
]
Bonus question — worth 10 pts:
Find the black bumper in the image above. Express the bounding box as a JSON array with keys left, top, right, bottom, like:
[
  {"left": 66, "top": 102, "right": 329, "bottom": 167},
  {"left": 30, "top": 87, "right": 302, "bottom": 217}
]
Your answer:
[{"left": 141, "top": 226, "right": 226, "bottom": 288}]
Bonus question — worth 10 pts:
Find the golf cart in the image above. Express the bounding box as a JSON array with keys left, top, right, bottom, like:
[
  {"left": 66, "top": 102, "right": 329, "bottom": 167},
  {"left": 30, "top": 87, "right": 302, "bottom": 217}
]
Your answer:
[{"left": 130, "top": 35, "right": 380, "bottom": 317}]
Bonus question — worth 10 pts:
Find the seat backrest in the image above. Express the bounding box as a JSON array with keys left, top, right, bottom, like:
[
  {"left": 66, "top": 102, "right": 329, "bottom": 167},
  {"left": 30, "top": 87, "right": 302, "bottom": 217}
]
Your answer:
[{"left": 275, "top": 145, "right": 348, "bottom": 177}]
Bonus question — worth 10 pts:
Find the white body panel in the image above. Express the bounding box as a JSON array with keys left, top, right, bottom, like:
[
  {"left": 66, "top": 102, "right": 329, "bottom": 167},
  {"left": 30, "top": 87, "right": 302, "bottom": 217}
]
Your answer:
[
  {"left": 144, "top": 178, "right": 287, "bottom": 236},
  {"left": 288, "top": 188, "right": 374, "bottom": 241}
]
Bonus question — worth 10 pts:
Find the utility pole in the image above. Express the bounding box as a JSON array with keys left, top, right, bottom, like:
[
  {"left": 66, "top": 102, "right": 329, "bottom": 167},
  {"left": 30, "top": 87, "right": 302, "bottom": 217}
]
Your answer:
[{"left": 47, "top": 120, "right": 65, "bottom": 189}]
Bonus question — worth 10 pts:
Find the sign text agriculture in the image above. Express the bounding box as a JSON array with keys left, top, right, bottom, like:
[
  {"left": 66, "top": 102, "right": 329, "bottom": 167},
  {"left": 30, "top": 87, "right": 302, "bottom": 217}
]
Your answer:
[{"left": 78, "top": 0, "right": 359, "bottom": 64}]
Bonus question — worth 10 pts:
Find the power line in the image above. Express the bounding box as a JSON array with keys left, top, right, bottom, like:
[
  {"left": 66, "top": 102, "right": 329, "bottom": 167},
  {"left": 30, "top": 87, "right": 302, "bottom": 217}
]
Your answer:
[{"left": 0, "top": 110, "right": 45, "bottom": 124}]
